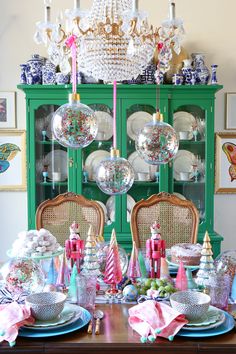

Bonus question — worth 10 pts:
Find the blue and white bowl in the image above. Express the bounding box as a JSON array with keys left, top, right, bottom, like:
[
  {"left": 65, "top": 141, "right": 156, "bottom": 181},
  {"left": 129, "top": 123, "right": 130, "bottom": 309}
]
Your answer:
[{"left": 170, "top": 290, "right": 210, "bottom": 320}]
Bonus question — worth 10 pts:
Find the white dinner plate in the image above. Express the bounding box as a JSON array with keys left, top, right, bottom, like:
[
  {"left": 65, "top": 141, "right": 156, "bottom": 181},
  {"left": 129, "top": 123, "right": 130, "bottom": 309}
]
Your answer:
[
  {"left": 95, "top": 200, "right": 108, "bottom": 223},
  {"left": 94, "top": 111, "right": 113, "bottom": 141},
  {"left": 45, "top": 150, "right": 68, "bottom": 181},
  {"left": 127, "top": 194, "right": 136, "bottom": 212},
  {"left": 128, "top": 151, "right": 157, "bottom": 180},
  {"left": 173, "top": 111, "right": 196, "bottom": 140},
  {"left": 84, "top": 150, "right": 110, "bottom": 181},
  {"left": 127, "top": 111, "right": 153, "bottom": 140},
  {"left": 173, "top": 150, "right": 196, "bottom": 181},
  {"left": 106, "top": 194, "right": 135, "bottom": 221}
]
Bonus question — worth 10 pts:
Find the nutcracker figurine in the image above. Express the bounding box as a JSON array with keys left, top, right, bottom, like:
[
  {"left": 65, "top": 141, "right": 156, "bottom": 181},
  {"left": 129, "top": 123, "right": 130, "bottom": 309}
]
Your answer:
[
  {"left": 65, "top": 221, "right": 84, "bottom": 272},
  {"left": 146, "top": 221, "right": 166, "bottom": 278}
]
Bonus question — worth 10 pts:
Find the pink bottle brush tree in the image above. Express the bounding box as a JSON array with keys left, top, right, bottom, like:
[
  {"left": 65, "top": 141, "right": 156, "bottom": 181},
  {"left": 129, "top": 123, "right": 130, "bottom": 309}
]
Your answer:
[{"left": 104, "top": 229, "right": 123, "bottom": 295}]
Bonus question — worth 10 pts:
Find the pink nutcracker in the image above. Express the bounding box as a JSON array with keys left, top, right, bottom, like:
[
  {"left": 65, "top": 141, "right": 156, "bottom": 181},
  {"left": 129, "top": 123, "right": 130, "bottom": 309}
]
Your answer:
[
  {"left": 65, "top": 221, "right": 84, "bottom": 272},
  {"left": 146, "top": 221, "right": 166, "bottom": 278}
]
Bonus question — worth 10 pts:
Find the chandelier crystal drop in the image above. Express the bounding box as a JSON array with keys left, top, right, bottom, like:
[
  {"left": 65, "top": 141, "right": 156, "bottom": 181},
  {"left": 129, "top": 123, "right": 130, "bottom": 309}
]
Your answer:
[{"left": 136, "top": 112, "right": 179, "bottom": 165}]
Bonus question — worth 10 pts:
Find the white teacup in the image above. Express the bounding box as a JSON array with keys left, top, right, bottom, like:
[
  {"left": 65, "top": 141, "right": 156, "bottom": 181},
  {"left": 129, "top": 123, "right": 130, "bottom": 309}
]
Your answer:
[
  {"left": 179, "top": 172, "right": 191, "bottom": 181},
  {"left": 179, "top": 131, "right": 190, "bottom": 140},
  {"left": 52, "top": 172, "right": 62, "bottom": 182},
  {"left": 137, "top": 172, "right": 150, "bottom": 181}
]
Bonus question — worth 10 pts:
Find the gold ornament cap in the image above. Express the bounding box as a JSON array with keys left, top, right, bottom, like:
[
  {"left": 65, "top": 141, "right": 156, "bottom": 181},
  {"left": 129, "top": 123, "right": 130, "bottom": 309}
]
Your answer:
[
  {"left": 152, "top": 112, "right": 163, "bottom": 122},
  {"left": 110, "top": 148, "right": 120, "bottom": 158},
  {"left": 69, "top": 93, "right": 80, "bottom": 103}
]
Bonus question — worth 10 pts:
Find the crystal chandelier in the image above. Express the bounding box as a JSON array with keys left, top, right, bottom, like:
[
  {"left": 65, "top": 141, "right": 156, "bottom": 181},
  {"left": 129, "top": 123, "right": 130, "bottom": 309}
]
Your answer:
[{"left": 34, "top": 0, "right": 184, "bottom": 82}]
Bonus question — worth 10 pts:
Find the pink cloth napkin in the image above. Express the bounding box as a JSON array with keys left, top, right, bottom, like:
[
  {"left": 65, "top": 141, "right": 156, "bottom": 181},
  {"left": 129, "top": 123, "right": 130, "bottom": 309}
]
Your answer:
[
  {"left": 128, "top": 300, "right": 188, "bottom": 342},
  {"left": 0, "top": 302, "right": 35, "bottom": 346}
]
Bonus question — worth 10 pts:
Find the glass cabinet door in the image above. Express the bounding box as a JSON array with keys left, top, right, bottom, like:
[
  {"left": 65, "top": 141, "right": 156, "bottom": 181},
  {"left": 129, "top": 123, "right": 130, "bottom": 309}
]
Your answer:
[
  {"left": 121, "top": 101, "right": 159, "bottom": 232},
  {"left": 81, "top": 102, "right": 122, "bottom": 234},
  {"left": 34, "top": 104, "right": 68, "bottom": 208},
  {"left": 171, "top": 105, "right": 206, "bottom": 228}
]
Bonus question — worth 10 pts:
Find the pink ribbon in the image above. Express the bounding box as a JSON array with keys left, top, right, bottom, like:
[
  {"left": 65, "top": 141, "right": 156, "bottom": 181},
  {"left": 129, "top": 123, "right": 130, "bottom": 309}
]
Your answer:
[
  {"left": 113, "top": 81, "right": 117, "bottom": 149},
  {"left": 66, "top": 35, "right": 77, "bottom": 94}
]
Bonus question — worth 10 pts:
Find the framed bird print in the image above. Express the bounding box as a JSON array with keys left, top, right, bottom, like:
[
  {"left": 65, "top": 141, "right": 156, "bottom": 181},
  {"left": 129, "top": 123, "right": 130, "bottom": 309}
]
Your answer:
[
  {"left": 0, "top": 92, "right": 16, "bottom": 129},
  {"left": 0, "top": 130, "right": 26, "bottom": 191},
  {"left": 215, "top": 132, "right": 236, "bottom": 193}
]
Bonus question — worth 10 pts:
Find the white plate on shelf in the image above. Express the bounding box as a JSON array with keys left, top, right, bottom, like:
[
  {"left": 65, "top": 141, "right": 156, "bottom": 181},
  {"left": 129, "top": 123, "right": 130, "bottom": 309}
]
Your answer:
[
  {"left": 95, "top": 200, "right": 108, "bottom": 223},
  {"left": 84, "top": 150, "right": 110, "bottom": 181},
  {"left": 105, "top": 194, "right": 135, "bottom": 221},
  {"left": 45, "top": 150, "right": 68, "bottom": 182},
  {"left": 127, "top": 111, "right": 153, "bottom": 140},
  {"left": 127, "top": 194, "right": 136, "bottom": 212},
  {"left": 94, "top": 111, "right": 113, "bottom": 141},
  {"left": 173, "top": 150, "right": 196, "bottom": 181},
  {"left": 174, "top": 111, "right": 196, "bottom": 140},
  {"left": 128, "top": 151, "right": 157, "bottom": 180}
]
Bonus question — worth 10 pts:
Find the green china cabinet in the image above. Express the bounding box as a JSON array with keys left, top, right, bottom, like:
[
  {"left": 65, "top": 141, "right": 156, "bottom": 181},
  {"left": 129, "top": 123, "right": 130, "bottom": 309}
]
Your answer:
[{"left": 18, "top": 84, "right": 223, "bottom": 256}]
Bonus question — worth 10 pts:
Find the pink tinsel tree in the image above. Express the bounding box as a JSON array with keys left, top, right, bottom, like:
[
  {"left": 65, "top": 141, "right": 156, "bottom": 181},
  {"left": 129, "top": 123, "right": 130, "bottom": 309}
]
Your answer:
[
  {"left": 104, "top": 229, "right": 122, "bottom": 294},
  {"left": 127, "top": 241, "right": 141, "bottom": 283}
]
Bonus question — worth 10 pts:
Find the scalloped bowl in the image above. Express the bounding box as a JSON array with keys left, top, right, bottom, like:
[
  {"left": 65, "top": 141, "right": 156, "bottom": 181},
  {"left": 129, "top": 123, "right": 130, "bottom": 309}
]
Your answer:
[
  {"left": 170, "top": 290, "right": 210, "bottom": 320},
  {"left": 25, "top": 292, "right": 67, "bottom": 321}
]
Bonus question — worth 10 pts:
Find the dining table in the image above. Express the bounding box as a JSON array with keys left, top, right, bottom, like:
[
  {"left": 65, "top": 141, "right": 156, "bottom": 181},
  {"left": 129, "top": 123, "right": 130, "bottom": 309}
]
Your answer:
[{"left": 1, "top": 303, "right": 236, "bottom": 354}]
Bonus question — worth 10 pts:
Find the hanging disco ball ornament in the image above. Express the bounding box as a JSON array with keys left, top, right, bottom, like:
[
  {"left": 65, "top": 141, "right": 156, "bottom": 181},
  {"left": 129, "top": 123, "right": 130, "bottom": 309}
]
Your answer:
[
  {"left": 95, "top": 148, "right": 134, "bottom": 195},
  {"left": 136, "top": 112, "right": 179, "bottom": 165},
  {"left": 52, "top": 93, "right": 97, "bottom": 149}
]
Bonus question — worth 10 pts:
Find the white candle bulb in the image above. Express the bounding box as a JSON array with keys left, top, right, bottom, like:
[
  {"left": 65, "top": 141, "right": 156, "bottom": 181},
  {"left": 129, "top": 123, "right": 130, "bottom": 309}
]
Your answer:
[
  {"left": 169, "top": 2, "right": 176, "bottom": 21},
  {"left": 74, "top": 0, "right": 80, "bottom": 9},
  {"left": 45, "top": 5, "right": 51, "bottom": 22},
  {"left": 132, "top": 0, "right": 139, "bottom": 12}
]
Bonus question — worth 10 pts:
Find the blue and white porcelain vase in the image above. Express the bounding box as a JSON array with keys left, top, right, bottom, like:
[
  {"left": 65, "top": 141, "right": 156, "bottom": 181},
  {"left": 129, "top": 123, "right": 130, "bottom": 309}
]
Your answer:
[
  {"left": 55, "top": 72, "right": 70, "bottom": 85},
  {"left": 25, "top": 54, "right": 44, "bottom": 85},
  {"left": 191, "top": 53, "right": 210, "bottom": 85},
  {"left": 19, "top": 64, "right": 27, "bottom": 84},
  {"left": 211, "top": 64, "right": 218, "bottom": 84},
  {"left": 42, "top": 60, "right": 56, "bottom": 85},
  {"left": 181, "top": 59, "right": 192, "bottom": 85}
]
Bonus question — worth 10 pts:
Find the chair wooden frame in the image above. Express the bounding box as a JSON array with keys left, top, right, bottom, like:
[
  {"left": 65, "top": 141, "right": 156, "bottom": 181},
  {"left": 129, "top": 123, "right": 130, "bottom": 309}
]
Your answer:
[
  {"left": 36, "top": 192, "right": 105, "bottom": 244},
  {"left": 131, "top": 192, "right": 199, "bottom": 249}
]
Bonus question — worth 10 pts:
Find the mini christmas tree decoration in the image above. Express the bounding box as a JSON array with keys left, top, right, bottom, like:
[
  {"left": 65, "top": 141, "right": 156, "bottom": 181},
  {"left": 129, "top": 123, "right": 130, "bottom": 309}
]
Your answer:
[
  {"left": 46, "top": 258, "right": 57, "bottom": 285},
  {"left": 127, "top": 241, "right": 141, "bottom": 283},
  {"left": 104, "top": 229, "right": 123, "bottom": 295},
  {"left": 56, "top": 252, "right": 70, "bottom": 289},
  {"left": 195, "top": 231, "right": 214, "bottom": 288},
  {"left": 160, "top": 257, "right": 172, "bottom": 283},
  {"left": 82, "top": 225, "right": 100, "bottom": 276},
  {"left": 68, "top": 263, "right": 78, "bottom": 303},
  {"left": 175, "top": 261, "right": 188, "bottom": 291},
  {"left": 138, "top": 250, "right": 148, "bottom": 278},
  {"left": 186, "top": 268, "right": 198, "bottom": 290}
]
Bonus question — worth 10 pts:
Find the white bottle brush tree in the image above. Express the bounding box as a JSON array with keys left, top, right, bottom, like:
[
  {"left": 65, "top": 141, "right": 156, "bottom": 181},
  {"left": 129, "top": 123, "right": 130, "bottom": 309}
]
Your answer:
[{"left": 82, "top": 224, "right": 101, "bottom": 276}]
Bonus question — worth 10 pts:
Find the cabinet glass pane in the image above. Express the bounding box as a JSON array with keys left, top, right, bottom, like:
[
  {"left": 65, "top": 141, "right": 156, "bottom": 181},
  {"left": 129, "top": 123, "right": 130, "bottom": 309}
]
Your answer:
[
  {"left": 82, "top": 103, "right": 113, "bottom": 226},
  {"left": 125, "top": 103, "right": 158, "bottom": 222},
  {"left": 173, "top": 105, "right": 206, "bottom": 224},
  {"left": 35, "top": 104, "right": 68, "bottom": 207}
]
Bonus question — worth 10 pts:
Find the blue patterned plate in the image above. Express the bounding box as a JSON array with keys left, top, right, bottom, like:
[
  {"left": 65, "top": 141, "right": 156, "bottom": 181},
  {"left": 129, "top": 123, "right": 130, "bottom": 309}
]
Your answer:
[
  {"left": 19, "top": 306, "right": 91, "bottom": 338},
  {"left": 177, "top": 311, "right": 234, "bottom": 337}
]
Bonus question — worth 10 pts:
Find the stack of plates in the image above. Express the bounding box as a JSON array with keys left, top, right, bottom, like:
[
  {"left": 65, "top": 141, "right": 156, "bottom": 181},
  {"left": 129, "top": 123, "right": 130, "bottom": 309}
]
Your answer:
[
  {"left": 84, "top": 150, "right": 110, "bottom": 181},
  {"left": 19, "top": 303, "right": 91, "bottom": 338},
  {"left": 127, "top": 111, "right": 153, "bottom": 141},
  {"left": 173, "top": 150, "right": 196, "bottom": 181},
  {"left": 173, "top": 111, "right": 196, "bottom": 140},
  {"left": 178, "top": 306, "right": 235, "bottom": 338},
  {"left": 128, "top": 151, "right": 157, "bottom": 181},
  {"left": 106, "top": 194, "right": 136, "bottom": 223}
]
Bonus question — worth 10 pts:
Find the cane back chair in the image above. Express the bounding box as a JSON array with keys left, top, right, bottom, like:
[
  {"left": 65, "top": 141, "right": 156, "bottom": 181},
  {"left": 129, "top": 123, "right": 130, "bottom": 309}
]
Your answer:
[
  {"left": 131, "top": 192, "right": 199, "bottom": 249},
  {"left": 36, "top": 192, "right": 105, "bottom": 245}
]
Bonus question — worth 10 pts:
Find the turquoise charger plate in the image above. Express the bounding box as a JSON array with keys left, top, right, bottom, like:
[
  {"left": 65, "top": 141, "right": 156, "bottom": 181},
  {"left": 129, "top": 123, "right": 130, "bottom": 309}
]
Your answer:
[
  {"left": 177, "top": 311, "right": 235, "bottom": 338},
  {"left": 19, "top": 306, "right": 91, "bottom": 338}
]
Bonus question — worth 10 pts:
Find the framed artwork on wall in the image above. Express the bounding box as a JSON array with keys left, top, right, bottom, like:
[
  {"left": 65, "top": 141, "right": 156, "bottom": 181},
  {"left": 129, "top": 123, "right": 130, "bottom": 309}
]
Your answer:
[
  {"left": 225, "top": 92, "right": 236, "bottom": 130},
  {"left": 0, "top": 92, "right": 16, "bottom": 129},
  {"left": 0, "top": 130, "right": 26, "bottom": 191},
  {"left": 215, "top": 132, "right": 236, "bottom": 193}
]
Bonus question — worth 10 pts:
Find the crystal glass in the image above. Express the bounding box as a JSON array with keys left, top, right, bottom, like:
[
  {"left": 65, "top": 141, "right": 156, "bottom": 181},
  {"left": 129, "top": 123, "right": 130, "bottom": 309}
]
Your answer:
[
  {"left": 206, "top": 271, "right": 231, "bottom": 310},
  {"left": 76, "top": 273, "right": 97, "bottom": 311}
]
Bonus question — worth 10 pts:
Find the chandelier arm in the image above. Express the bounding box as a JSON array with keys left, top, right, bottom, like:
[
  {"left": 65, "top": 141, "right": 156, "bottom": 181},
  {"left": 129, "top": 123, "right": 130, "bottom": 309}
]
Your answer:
[{"left": 46, "top": 27, "right": 66, "bottom": 45}]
